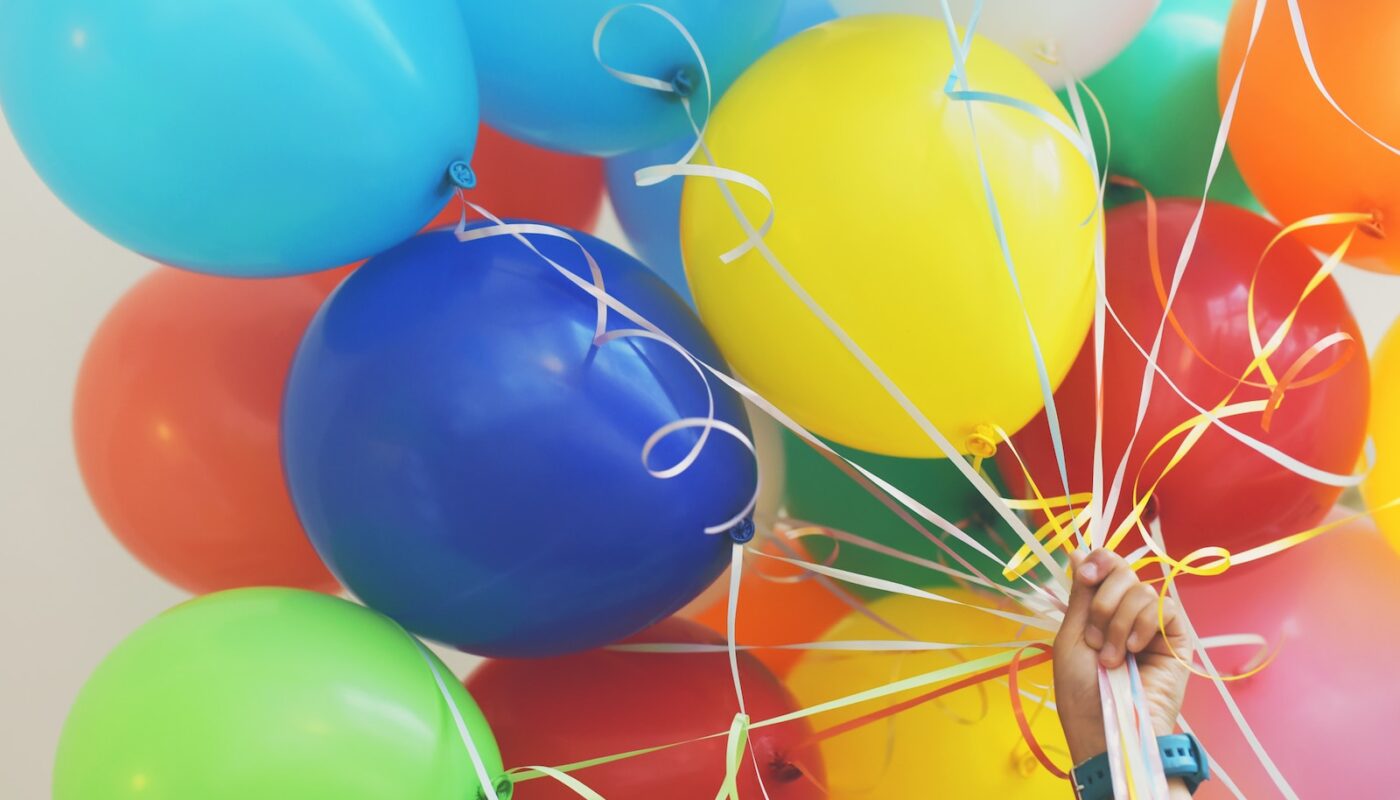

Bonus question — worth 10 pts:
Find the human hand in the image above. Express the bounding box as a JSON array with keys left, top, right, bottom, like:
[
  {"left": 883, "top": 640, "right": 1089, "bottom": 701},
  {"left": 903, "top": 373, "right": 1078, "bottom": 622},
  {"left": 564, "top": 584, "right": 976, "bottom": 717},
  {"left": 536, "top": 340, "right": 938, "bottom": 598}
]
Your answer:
[{"left": 1052, "top": 549, "right": 1192, "bottom": 766}]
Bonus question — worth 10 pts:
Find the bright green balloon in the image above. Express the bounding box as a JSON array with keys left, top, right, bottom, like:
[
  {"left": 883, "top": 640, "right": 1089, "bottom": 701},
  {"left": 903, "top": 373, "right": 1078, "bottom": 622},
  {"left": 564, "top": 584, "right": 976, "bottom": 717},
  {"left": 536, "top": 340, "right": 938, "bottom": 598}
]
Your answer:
[
  {"left": 782, "top": 432, "right": 1019, "bottom": 593},
  {"left": 54, "top": 588, "right": 506, "bottom": 800},
  {"left": 1063, "top": 0, "right": 1256, "bottom": 209}
]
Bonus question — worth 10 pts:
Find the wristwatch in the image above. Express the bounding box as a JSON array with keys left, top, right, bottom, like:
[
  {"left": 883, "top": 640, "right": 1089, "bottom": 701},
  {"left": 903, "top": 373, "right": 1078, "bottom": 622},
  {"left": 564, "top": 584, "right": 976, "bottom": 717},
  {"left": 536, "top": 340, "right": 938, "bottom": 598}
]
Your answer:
[{"left": 1072, "top": 733, "right": 1210, "bottom": 799}]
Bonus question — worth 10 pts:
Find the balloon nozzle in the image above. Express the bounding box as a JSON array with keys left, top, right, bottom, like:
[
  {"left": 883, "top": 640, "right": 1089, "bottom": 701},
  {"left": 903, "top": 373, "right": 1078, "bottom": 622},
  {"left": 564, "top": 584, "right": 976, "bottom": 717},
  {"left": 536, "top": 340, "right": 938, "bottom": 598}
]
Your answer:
[
  {"left": 448, "top": 160, "right": 477, "bottom": 190},
  {"left": 669, "top": 67, "right": 696, "bottom": 98},
  {"left": 966, "top": 425, "right": 1000, "bottom": 460},
  {"left": 1361, "top": 210, "right": 1385, "bottom": 239},
  {"left": 728, "top": 517, "right": 757, "bottom": 544},
  {"left": 476, "top": 775, "right": 514, "bottom": 800}
]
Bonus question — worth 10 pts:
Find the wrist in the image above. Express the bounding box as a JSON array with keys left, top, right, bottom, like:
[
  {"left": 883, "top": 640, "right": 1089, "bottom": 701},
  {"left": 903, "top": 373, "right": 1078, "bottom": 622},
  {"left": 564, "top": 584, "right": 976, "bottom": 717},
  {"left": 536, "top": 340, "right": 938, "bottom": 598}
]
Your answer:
[{"left": 1065, "top": 727, "right": 1108, "bottom": 766}]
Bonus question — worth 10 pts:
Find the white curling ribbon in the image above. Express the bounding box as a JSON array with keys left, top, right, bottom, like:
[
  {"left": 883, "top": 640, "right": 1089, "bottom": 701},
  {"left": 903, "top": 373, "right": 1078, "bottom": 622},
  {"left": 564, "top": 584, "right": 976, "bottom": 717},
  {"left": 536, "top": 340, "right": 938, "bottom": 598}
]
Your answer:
[
  {"left": 455, "top": 204, "right": 611, "bottom": 343},
  {"left": 1106, "top": 300, "right": 1372, "bottom": 489},
  {"left": 453, "top": 192, "right": 1031, "bottom": 614},
  {"left": 720, "top": 543, "right": 776, "bottom": 800},
  {"left": 1284, "top": 0, "right": 1400, "bottom": 156},
  {"left": 1098, "top": 0, "right": 1268, "bottom": 536},
  {"left": 938, "top": 0, "right": 1096, "bottom": 535},
  {"left": 767, "top": 532, "right": 918, "bottom": 641},
  {"left": 595, "top": 3, "right": 1074, "bottom": 595},
  {"left": 1173, "top": 580, "right": 1299, "bottom": 800},
  {"left": 455, "top": 205, "right": 760, "bottom": 537},
  {"left": 1060, "top": 75, "right": 1112, "bottom": 548},
  {"left": 581, "top": 5, "right": 1292, "bottom": 797},
  {"left": 638, "top": 416, "right": 760, "bottom": 535},
  {"left": 596, "top": 6, "right": 773, "bottom": 264},
  {"left": 1129, "top": 656, "right": 1172, "bottom": 800},
  {"left": 1143, "top": 518, "right": 1301, "bottom": 799},
  {"left": 411, "top": 638, "right": 505, "bottom": 800},
  {"left": 609, "top": 638, "right": 1047, "bottom": 654},
  {"left": 597, "top": 327, "right": 716, "bottom": 476},
  {"left": 749, "top": 549, "right": 1061, "bottom": 634},
  {"left": 781, "top": 520, "right": 1040, "bottom": 601},
  {"left": 1178, "top": 715, "right": 1249, "bottom": 800}
]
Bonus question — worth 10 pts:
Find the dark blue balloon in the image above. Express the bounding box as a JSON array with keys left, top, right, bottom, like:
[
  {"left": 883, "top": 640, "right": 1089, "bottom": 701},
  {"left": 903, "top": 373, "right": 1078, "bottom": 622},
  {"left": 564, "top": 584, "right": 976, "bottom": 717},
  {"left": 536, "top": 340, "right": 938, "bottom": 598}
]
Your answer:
[{"left": 282, "top": 225, "right": 755, "bottom": 658}]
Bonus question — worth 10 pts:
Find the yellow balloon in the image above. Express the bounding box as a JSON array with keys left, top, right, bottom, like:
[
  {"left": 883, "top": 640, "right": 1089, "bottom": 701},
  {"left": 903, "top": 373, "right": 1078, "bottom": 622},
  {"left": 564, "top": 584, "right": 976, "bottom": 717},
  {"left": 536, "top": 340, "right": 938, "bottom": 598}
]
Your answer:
[
  {"left": 1363, "top": 318, "right": 1400, "bottom": 549},
  {"left": 786, "top": 591, "right": 1069, "bottom": 798},
  {"left": 680, "top": 15, "right": 1096, "bottom": 458}
]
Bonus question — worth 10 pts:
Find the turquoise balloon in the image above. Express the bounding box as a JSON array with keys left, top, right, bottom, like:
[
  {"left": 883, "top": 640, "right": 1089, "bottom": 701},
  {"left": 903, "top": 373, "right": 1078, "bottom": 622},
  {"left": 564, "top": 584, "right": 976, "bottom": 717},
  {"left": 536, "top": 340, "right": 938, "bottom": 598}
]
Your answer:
[
  {"left": 54, "top": 589, "right": 505, "bottom": 800},
  {"left": 0, "top": 1, "right": 478, "bottom": 277},
  {"left": 461, "top": 0, "right": 784, "bottom": 156},
  {"left": 1061, "top": 0, "right": 1255, "bottom": 209}
]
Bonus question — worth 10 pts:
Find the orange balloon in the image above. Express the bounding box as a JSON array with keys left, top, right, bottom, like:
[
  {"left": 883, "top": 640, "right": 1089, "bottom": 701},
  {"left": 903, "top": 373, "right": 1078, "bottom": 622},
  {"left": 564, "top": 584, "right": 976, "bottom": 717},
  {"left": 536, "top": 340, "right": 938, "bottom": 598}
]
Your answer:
[
  {"left": 691, "top": 541, "right": 853, "bottom": 676},
  {"left": 74, "top": 267, "right": 347, "bottom": 594},
  {"left": 1221, "top": 0, "right": 1400, "bottom": 274},
  {"left": 426, "top": 124, "right": 605, "bottom": 231}
]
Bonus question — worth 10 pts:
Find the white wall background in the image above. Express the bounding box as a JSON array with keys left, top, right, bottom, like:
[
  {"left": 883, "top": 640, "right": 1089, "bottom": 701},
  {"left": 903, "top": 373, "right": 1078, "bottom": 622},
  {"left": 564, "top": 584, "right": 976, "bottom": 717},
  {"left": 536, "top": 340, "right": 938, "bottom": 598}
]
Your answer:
[{"left": 2, "top": 110, "right": 1396, "bottom": 798}]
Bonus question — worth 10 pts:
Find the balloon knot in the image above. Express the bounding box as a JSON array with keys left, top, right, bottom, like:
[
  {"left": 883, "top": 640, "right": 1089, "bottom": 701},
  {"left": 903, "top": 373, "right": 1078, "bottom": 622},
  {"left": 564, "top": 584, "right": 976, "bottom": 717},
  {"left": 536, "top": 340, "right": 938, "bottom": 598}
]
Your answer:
[
  {"left": 1033, "top": 38, "right": 1061, "bottom": 66},
  {"left": 769, "top": 756, "right": 804, "bottom": 783},
  {"left": 476, "top": 775, "right": 514, "bottom": 800},
  {"left": 965, "top": 425, "right": 1000, "bottom": 460},
  {"left": 669, "top": 66, "right": 696, "bottom": 98},
  {"left": 1361, "top": 209, "right": 1386, "bottom": 239},
  {"left": 727, "top": 517, "right": 756, "bottom": 544},
  {"left": 1013, "top": 748, "right": 1040, "bottom": 777},
  {"left": 448, "top": 160, "right": 477, "bottom": 190}
]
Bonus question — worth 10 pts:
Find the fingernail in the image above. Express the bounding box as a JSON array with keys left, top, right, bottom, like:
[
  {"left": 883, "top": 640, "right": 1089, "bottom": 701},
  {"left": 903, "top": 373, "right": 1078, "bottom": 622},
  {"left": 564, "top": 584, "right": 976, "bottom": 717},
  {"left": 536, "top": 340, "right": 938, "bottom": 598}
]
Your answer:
[
  {"left": 1079, "top": 562, "right": 1098, "bottom": 583},
  {"left": 1100, "top": 644, "right": 1119, "bottom": 666},
  {"left": 1126, "top": 632, "right": 1140, "bottom": 651}
]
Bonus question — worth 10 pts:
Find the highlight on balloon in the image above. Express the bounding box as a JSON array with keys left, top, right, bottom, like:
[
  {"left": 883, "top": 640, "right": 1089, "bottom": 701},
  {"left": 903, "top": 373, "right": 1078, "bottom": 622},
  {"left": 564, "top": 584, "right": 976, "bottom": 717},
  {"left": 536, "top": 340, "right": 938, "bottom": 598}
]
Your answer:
[{"left": 2, "top": 0, "right": 1397, "bottom": 798}]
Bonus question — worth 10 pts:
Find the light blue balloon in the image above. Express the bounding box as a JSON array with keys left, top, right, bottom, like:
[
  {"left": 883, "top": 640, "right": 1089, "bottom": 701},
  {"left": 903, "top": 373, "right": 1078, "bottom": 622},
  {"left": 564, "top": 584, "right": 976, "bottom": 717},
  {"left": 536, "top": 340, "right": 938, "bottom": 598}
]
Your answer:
[
  {"left": 605, "top": 139, "right": 693, "bottom": 304},
  {"left": 461, "top": 0, "right": 783, "bottom": 157},
  {"left": 0, "top": 1, "right": 479, "bottom": 277},
  {"left": 603, "top": 0, "right": 834, "bottom": 300},
  {"left": 775, "top": 0, "right": 838, "bottom": 43}
]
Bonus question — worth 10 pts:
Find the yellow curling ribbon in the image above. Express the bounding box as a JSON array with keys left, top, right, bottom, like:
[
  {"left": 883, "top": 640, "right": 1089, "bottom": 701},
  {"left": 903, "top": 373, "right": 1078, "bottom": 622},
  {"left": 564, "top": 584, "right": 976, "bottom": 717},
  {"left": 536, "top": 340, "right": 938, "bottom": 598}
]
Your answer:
[{"left": 999, "top": 207, "right": 1372, "bottom": 582}]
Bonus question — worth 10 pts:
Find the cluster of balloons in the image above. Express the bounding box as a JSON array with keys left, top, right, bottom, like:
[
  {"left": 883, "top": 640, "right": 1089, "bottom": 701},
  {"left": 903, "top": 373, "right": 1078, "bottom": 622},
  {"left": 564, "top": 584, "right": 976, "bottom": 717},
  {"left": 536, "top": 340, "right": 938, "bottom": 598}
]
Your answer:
[{"left": 11, "top": 0, "right": 1400, "bottom": 796}]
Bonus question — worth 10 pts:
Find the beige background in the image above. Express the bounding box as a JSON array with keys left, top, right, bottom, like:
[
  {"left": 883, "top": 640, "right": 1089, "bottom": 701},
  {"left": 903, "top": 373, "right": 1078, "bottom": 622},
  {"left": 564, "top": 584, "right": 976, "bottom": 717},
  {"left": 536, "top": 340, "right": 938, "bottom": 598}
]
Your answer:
[{"left": 2, "top": 108, "right": 1397, "bottom": 798}]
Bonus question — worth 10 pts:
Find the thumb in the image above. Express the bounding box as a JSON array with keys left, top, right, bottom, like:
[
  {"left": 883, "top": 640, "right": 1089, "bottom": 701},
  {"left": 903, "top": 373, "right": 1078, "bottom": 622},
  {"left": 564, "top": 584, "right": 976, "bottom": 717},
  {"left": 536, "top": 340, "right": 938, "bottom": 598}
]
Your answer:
[{"left": 1057, "top": 550, "right": 1094, "bottom": 645}]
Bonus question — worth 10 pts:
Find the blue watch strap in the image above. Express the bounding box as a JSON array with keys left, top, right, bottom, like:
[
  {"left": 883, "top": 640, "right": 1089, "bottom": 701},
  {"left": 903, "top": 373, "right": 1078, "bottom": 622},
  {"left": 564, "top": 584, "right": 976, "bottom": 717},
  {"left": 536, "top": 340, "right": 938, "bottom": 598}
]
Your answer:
[
  {"left": 1072, "top": 733, "right": 1210, "bottom": 799},
  {"left": 1159, "top": 733, "right": 1210, "bottom": 794}
]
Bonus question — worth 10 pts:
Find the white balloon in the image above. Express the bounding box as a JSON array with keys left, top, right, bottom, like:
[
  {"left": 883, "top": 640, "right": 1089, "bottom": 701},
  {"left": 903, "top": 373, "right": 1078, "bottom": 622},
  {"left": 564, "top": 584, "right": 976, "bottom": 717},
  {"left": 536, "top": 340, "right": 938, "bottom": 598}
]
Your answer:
[{"left": 830, "top": 0, "right": 1159, "bottom": 87}]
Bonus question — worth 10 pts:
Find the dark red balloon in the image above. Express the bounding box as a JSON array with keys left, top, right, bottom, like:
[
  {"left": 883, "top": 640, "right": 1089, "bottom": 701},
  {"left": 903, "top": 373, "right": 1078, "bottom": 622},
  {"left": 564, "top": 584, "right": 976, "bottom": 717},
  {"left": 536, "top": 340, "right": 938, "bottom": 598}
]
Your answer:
[
  {"left": 1001, "top": 200, "right": 1368, "bottom": 559},
  {"left": 466, "top": 617, "right": 824, "bottom": 800},
  {"left": 428, "top": 124, "right": 605, "bottom": 231}
]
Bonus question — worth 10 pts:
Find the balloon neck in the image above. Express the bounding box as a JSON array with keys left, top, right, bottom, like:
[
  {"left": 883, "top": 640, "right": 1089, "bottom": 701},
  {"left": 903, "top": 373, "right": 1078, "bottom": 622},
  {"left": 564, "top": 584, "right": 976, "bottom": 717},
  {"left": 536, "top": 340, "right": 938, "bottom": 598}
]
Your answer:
[
  {"left": 727, "top": 517, "right": 757, "bottom": 544},
  {"left": 448, "top": 160, "right": 477, "bottom": 190},
  {"left": 669, "top": 66, "right": 697, "bottom": 98}
]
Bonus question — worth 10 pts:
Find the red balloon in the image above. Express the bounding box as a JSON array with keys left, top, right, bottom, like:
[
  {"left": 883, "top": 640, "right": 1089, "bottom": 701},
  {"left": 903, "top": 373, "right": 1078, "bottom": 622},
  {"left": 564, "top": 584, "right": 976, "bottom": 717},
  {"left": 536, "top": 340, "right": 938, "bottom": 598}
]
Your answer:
[
  {"left": 1179, "top": 519, "right": 1400, "bottom": 798},
  {"left": 1001, "top": 200, "right": 1368, "bottom": 559},
  {"left": 427, "top": 124, "right": 605, "bottom": 231},
  {"left": 466, "top": 617, "right": 824, "bottom": 799},
  {"left": 74, "top": 267, "right": 347, "bottom": 594}
]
